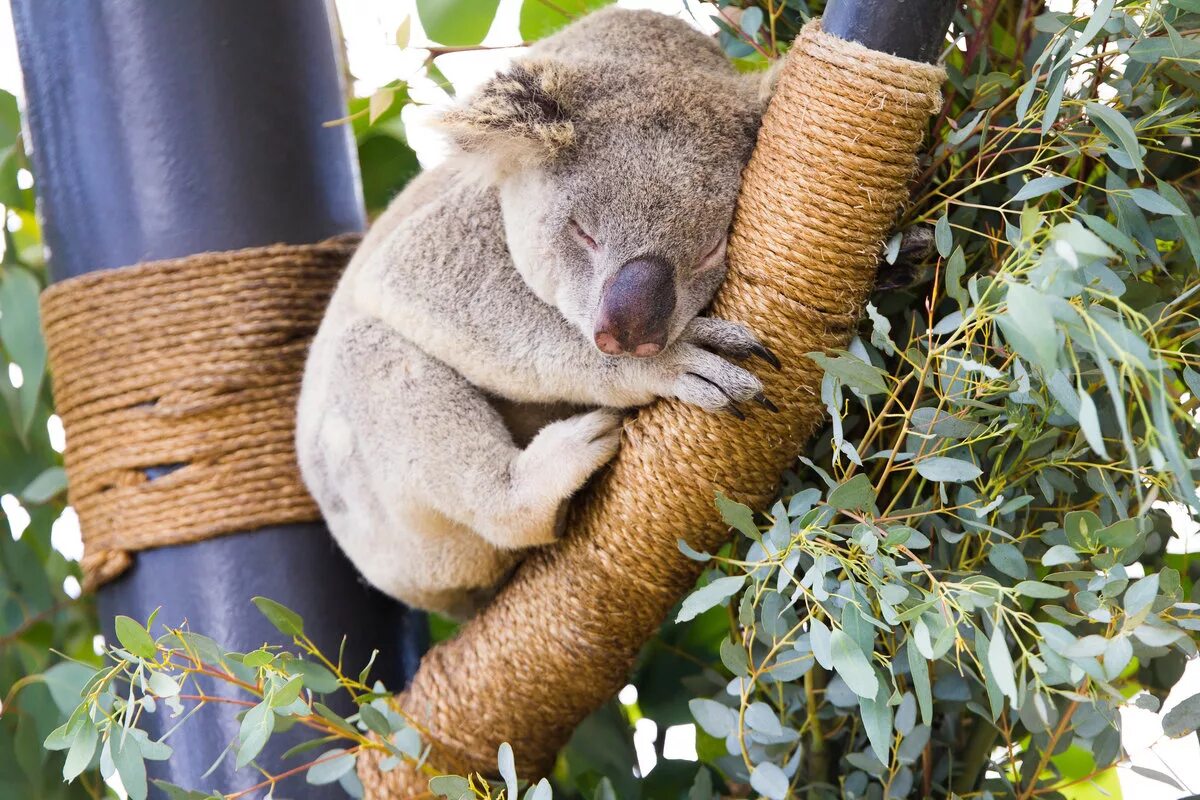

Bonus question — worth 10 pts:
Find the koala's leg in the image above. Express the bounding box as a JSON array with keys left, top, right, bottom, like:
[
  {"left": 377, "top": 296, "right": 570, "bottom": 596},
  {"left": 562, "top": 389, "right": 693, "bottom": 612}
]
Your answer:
[{"left": 331, "top": 319, "right": 623, "bottom": 553}]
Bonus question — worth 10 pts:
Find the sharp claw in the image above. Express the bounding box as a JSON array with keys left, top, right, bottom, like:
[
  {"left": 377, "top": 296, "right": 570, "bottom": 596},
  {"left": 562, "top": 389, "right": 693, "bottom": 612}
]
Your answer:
[
  {"left": 724, "top": 403, "right": 746, "bottom": 420},
  {"left": 752, "top": 343, "right": 782, "bottom": 370},
  {"left": 754, "top": 393, "right": 780, "bottom": 413}
]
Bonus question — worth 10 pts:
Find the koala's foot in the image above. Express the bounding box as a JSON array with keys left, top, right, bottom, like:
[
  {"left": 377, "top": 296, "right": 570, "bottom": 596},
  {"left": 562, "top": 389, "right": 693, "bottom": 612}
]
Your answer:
[
  {"left": 482, "top": 408, "right": 624, "bottom": 549},
  {"left": 659, "top": 318, "right": 777, "bottom": 418}
]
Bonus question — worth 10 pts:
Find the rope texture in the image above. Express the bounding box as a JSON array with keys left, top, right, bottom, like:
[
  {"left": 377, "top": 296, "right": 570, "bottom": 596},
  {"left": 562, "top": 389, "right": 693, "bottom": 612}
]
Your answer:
[
  {"left": 359, "top": 21, "right": 943, "bottom": 797},
  {"left": 40, "top": 238, "right": 358, "bottom": 589}
]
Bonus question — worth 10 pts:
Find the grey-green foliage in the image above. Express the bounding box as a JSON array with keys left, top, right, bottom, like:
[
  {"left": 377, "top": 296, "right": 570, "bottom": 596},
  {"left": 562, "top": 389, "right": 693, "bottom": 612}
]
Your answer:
[
  {"left": 40, "top": 600, "right": 433, "bottom": 800},
  {"left": 678, "top": 0, "right": 1200, "bottom": 798}
]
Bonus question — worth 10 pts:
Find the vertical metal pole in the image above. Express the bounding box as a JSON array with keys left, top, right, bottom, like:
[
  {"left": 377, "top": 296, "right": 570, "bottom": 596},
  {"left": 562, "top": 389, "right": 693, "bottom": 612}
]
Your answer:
[
  {"left": 823, "top": 0, "right": 957, "bottom": 63},
  {"left": 12, "top": 1, "right": 427, "bottom": 795}
]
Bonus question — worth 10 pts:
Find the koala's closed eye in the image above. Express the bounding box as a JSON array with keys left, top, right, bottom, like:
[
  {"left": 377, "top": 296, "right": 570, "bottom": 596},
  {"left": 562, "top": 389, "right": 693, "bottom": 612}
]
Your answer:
[
  {"left": 699, "top": 235, "right": 728, "bottom": 272},
  {"left": 570, "top": 219, "right": 599, "bottom": 250}
]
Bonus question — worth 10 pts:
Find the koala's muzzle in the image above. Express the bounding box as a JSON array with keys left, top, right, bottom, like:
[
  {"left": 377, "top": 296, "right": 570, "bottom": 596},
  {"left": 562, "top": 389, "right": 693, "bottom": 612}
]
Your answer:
[{"left": 594, "top": 256, "right": 676, "bottom": 357}]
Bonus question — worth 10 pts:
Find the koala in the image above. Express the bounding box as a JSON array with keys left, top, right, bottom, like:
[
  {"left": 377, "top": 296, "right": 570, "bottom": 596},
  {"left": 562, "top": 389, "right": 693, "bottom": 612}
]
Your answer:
[{"left": 296, "top": 8, "right": 779, "bottom": 619}]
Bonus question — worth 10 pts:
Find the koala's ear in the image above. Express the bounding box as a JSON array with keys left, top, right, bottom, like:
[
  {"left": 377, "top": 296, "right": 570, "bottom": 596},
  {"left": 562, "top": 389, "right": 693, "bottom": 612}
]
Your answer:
[{"left": 437, "top": 59, "right": 579, "bottom": 174}]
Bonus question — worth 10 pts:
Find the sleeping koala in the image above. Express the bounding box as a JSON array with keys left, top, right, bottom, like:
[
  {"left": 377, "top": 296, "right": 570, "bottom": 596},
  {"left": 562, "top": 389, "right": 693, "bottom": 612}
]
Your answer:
[{"left": 296, "top": 8, "right": 778, "bottom": 618}]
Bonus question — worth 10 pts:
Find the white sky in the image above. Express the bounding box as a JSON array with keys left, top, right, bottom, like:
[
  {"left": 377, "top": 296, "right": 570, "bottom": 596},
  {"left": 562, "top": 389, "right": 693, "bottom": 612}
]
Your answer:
[{"left": 0, "top": 1, "right": 1198, "bottom": 796}]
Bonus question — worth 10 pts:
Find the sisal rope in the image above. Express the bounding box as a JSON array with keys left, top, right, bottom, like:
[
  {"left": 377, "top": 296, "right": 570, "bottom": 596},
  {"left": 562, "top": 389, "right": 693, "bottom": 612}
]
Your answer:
[
  {"left": 40, "top": 238, "right": 358, "bottom": 590},
  {"left": 358, "top": 21, "right": 944, "bottom": 797}
]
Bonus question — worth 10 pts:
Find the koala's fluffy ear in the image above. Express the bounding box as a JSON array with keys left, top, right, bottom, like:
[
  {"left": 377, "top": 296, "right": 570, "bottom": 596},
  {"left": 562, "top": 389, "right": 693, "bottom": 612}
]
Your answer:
[{"left": 438, "top": 59, "right": 579, "bottom": 175}]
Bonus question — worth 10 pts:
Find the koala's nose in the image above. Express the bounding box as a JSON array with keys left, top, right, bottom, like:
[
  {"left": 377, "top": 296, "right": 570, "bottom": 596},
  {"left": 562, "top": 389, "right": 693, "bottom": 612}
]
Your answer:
[{"left": 594, "top": 256, "right": 676, "bottom": 357}]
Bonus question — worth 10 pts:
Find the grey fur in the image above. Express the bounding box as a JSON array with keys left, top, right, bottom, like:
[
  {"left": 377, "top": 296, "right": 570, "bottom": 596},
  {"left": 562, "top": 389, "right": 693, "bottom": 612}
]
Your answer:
[{"left": 297, "top": 8, "right": 774, "bottom": 618}]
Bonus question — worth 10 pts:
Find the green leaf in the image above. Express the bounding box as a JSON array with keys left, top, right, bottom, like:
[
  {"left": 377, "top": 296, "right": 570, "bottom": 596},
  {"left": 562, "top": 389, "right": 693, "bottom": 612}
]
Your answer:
[
  {"left": 935, "top": 213, "right": 952, "bottom": 258},
  {"left": 417, "top": 0, "right": 500, "bottom": 45},
  {"left": 830, "top": 629, "right": 878, "bottom": 698},
  {"left": 358, "top": 703, "right": 390, "bottom": 735},
  {"left": 1086, "top": 102, "right": 1143, "bottom": 177},
  {"left": 1042, "top": 544, "right": 1080, "bottom": 566},
  {"left": 147, "top": 671, "right": 181, "bottom": 698},
  {"left": 1076, "top": 387, "right": 1109, "bottom": 459},
  {"left": 715, "top": 492, "right": 758, "bottom": 540},
  {"left": 827, "top": 474, "right": 877, "bottom": 513},
  {"left": 430, "top": 775, "right": 471, "bottom": 799},
  {"left": 289, "top": 659, "right": 340, "bottom": 694},
  {"left": 62, "top": 719, "right": 97, "bottom": 781},
  {"left": 858, "top": 681, "right": 893, "bottom": 763},
  {"left": 114, "top": 615, "right": 158, "bottom": 660},
  {"left": 998, "top": 283, "right": 1058, "bottom": 373},
  {"left": 1162, "top": 693, "right": 1200, "bottom": 738},
  {"left": 689, "top": 768, "right": 714, "bottom": 800},
  {"left": 21, "top": 466, "right": 67, "bottom": 504},
  {"left": 677, "top": 538, "right": 712, "bottom": 561},
  {"left": 749, "top": 762, "right": 789, "bottom": 800},
  {"left": 915, "top": 457, "right": 982, "bottom": 483},
  {"left": 945, "top": 247, "right": 968, "bottom": 309},
  {"left": 0, "top": 267, "right": 47, "bottom": 434},
  {"left": 499, "top": 741, "right": 518, "bottom": 800},
  {"left": 676, "top": 575, "right": 745, "bottom": 623},
  {"left": 1014, "top": 581, "right": 1068, "bottom": 599},
  {"left": 1098, "top": 519, "right": 1138, "bottom": 550},
  {"left": 744, "top": 701, "right": 782, "bottom": 736},
  {"left": 1124, "top": 575, "right": 1159, "bottom": 619},
  {"left": 306, "top": 748, "right": 356, "bottom": 785},
  {"left": 113, "top": 731, "right": 148, "bottom": 800},
  {"left": 236, "top": 700, "right": 275, "bottom": 769},
  {"left": 987, "top": 625, "right": 1019, "bottom": 706},
  {"left": 907, "top": 644, "right": 933, "bottom": 725},
  {"left": 593, "top": 777, "right": 617, "bottom": 800},
  {"left": 809, "top": 619, "right": 833, "bottom": 669},
  {"left": 1156, "top": 181, "right": 1200, "bottom": 264},
  {"left": 1127, "top": 188, "right": 1187, "bottom": 217},
  {"left": 1011, "top": 174, "right": 1073, "bottom": 203},
  {"left": 270, "top": 675, "right": 304, "bottom": 709},
  {"left": 989, "top": 543, "right": 1029, "bottom": 579},
  {"left": 519, "top": 0, "right": 612, "bottom": 40},
  {"left": 689, "top": 698, "right": 738, "bottom": 738},
  {"left": 252, "top": 596, "right": 305, "bottom": 637},
  {"left": 807, "top": 351, "right": 889, "bottom": 395}
]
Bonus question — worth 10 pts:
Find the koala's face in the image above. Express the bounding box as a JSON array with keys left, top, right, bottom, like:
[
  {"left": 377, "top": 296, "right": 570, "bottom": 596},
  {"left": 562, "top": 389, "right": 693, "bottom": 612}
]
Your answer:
[{"left": 441, "top": 25, "right": 763, "bottom": 357}]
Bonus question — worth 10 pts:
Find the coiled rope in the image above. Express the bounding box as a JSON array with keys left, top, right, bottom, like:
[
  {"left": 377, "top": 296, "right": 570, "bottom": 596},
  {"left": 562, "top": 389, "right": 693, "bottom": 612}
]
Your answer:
[{"left": 40, "top": 238, "right": 357, "bottom": 589}]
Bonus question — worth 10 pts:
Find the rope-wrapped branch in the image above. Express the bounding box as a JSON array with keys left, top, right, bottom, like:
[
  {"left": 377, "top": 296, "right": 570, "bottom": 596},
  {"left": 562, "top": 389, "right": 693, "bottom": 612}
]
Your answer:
[{"left": 359, "top": 21, "right": 944, "bottom": 797}]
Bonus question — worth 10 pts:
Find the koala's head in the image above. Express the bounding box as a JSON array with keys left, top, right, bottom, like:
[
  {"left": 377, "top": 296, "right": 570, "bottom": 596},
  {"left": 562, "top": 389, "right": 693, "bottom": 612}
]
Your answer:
[{"left": 438, "top": 9, "right": 765, "bottom": 357}]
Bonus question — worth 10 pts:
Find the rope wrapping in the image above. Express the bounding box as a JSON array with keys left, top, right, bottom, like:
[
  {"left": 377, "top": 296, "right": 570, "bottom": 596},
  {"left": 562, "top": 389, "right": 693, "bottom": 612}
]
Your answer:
[
  {"left": 40, "top": 237, "right": 358, "bottom": 589},
  {"left": 359, "top": 21, "right": 944, "bottom": 796}
]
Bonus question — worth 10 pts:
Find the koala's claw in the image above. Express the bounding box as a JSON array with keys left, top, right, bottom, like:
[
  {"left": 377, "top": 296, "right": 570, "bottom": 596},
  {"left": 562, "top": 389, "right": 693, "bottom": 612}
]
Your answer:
[
  {"left": 750, "top": 343, "right": 782, "bottom": 370},
  {"left": 682, "top": 317, "right": 781, "bottom": 370},
  {"left": 754, "top": 392, "right": 780, "bottom": 413}
]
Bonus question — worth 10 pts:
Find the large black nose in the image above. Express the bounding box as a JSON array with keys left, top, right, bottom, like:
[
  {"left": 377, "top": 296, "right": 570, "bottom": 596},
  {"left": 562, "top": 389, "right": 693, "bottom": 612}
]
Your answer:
[{"left": 594, "top": 256, "right": 676, "bottom": 357}]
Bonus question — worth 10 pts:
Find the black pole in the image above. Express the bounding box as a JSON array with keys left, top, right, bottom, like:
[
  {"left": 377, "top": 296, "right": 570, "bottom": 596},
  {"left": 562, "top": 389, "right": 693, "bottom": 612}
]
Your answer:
[
  {"left": 12, "top": 1, "right": 427, "bottom": 796},
  {"left": 823, "top": 0, "right": 957, "bottom": 63}
]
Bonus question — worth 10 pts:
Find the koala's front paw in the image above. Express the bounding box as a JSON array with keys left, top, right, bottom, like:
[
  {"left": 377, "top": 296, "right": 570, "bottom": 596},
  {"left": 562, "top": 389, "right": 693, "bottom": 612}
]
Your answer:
[
  {"left": 663, "top": 318, "right": 779, "bottom": 418},
  {"left": 493, "top": 409, "right": 624, "bottom": 549},
  {"left": 527, "top": 408, "right": 624, "bottom": 489}
]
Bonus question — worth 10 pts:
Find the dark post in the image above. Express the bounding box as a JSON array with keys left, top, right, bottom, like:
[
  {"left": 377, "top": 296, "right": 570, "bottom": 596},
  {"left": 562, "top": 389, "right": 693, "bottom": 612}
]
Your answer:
[
  {"left": 12, "top": 1, "right": 427, "bottom": 795},
  {"left": 823, "top": 0, "right": 957, "bottom": 63}
]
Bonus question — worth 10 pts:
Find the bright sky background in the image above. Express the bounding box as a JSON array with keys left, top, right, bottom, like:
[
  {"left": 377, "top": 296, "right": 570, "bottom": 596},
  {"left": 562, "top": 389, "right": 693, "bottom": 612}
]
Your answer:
[{"left": 0, "top": 0, "right": 1198, "bottom": 796}]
